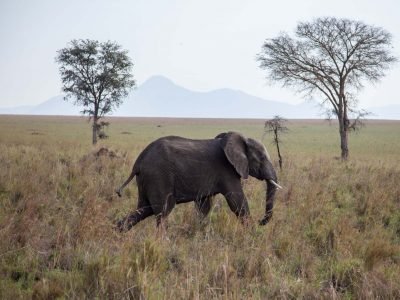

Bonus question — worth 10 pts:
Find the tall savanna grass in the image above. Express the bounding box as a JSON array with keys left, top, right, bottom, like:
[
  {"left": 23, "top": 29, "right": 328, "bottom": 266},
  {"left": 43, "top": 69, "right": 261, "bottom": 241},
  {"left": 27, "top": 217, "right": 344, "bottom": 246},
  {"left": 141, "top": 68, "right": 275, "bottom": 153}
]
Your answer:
[{"left": 0, "top": 116, "right": 399, "bottom": 299}]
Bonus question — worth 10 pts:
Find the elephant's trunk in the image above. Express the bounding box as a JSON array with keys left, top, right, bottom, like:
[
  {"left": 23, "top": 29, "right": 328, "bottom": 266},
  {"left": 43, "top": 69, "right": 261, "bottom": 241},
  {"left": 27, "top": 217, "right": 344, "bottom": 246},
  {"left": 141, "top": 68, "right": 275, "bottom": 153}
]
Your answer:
[
  {"left": 259, "top": 180, "right": 277, "bottom": 225},
  {"left": 260, "top": 156, "right": 282, "bottom": 225}
]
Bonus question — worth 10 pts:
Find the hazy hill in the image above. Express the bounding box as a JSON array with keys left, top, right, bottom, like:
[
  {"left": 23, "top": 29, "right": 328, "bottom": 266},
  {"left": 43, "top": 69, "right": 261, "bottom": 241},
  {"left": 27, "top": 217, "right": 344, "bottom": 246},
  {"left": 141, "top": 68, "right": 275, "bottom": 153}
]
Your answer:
[
  {"left": 29, "top": 96, "right": 82, "bottom": 115},
  {"left": 1, "top": 75, "right": 398, "bottom": 119},
  {"left": 114, "top": 76, "right": 323, "bottom": 118}
]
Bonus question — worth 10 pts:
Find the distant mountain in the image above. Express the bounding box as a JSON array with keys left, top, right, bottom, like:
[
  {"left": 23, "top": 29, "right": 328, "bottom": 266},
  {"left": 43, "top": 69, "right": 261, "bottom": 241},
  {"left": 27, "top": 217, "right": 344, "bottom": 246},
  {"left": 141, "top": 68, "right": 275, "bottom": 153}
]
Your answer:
[
  {"left": 0, "top": 96, "right": 81, "bottom": 116},
  {"left": 113, "top": 76, "right": 323, "bottom": 118},
  {"left": 29, "top": 95, "right": 81, "bottom": 115},
  {"left": 1, "top": 75, "right": 399, "bottom": 119}
]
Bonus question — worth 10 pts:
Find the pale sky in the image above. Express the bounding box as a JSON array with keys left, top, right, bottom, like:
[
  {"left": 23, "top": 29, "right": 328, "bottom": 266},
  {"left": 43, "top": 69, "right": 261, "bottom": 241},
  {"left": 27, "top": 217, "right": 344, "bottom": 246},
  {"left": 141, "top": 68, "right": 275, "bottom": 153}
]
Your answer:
[{"left": 0, "top": 0, "right": 399, "bottom": 108}]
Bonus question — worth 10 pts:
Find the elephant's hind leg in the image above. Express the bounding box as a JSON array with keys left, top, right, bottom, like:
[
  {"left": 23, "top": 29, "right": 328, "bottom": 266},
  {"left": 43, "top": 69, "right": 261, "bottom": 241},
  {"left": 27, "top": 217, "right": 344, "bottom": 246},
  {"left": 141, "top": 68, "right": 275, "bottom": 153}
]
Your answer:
[
  {"left": 152, "top": 193, "right": 176, "bottom": 239},
  {"left": 117, "top": 205, "right": 154, "bottom": 232}
]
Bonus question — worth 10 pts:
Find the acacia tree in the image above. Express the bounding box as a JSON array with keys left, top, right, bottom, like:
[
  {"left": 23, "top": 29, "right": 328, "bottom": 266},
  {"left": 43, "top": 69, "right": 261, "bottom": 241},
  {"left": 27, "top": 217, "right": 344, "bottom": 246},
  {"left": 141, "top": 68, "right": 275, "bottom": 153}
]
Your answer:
[
  {"left": 56, "top": 39, "right": 135, "bottom": 145},
  {"left": 258, "top": 17, "right": 396, "bottom": 160},
  {"left": 265, "top": 116, "right": 288, "bottom": 170}
]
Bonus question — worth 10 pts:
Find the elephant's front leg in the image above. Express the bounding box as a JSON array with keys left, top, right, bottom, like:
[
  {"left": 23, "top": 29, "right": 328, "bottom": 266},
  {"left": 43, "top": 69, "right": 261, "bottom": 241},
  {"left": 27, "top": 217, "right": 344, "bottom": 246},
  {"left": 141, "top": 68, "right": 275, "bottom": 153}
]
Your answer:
[
  {"left": 223, "top": 189, "right": 251, "bottom": 225},
  {"left": 195, "top": 196, "right": 213, "bottom": 218}
]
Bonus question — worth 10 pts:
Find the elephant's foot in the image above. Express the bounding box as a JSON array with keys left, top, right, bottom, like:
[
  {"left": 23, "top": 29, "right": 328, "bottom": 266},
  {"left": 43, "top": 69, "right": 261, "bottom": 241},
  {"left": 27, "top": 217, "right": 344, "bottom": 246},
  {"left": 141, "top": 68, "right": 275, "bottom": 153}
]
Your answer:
[
  {"left": 156, "top": 215, "right": 170, "bottom": 240},
  {"left": 259, "top": 211, "right": 273, "bottom": 226},
  {"left": 115, "top": 218, "right": 129, "bottom": 232}
]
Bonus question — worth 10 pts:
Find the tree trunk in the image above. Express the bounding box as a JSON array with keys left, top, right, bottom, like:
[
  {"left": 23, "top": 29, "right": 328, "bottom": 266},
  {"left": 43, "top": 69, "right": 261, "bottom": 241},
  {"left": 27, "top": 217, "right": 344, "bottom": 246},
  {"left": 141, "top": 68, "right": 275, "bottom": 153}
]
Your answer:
[
  {"left": 339, "top": 124, "right": 349, "bottom": 160},
  {"left": 92, "top": 117, "right": 98, "bottom": 145},
  {"left": 275, "top": 137, "right": 283, "bottom": 170},
  {"left": 92, "top": 101, "right": 99, "bottom": 145},
  {"left": 337, "top": 88, "right": 350, "bottom": 160},
  {"left": 277, "top": 147, "right": 282, "bottom": 170},
  {"left": 338, "top": 105, "right": 349, "bottom": 160}
]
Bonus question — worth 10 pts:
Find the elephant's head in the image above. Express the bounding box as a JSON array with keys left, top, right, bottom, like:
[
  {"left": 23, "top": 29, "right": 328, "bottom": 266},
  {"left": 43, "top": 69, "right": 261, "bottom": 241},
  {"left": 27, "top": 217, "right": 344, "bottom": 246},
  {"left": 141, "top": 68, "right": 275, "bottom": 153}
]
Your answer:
[{"left": 216, "top": 132, "right": 281, "bottom": 225}]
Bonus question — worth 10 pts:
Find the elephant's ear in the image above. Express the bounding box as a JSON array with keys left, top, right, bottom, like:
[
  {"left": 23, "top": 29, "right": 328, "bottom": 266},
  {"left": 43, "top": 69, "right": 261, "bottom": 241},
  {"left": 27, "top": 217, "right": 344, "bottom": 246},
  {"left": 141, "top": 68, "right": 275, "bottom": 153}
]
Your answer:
[{"left": 219, "top": 132, "right": 249, "bottom": 179}]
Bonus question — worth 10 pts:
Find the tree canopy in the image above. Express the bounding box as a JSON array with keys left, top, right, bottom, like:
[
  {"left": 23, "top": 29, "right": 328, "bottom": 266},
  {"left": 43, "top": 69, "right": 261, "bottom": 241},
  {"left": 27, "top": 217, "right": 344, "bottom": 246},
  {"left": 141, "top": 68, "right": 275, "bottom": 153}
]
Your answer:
[
  {"left": 56, "top": 39, "right": 135, "bottom": 144},
  {"left": 258, "top": 17, "right": 397, "bottom": 159}
]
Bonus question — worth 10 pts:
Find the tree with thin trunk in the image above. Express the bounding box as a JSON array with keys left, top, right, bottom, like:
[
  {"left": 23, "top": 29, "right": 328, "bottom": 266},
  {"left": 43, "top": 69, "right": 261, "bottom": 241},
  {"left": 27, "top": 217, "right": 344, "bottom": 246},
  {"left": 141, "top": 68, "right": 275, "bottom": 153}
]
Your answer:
[
  {"left": 257, "top": 17, "right": 396, "bottom": 160},
  {"left": 56, "top": 39, "right": 135, "bottom": 145},
  {"left": 265, "top": 116, "right": 288, "bottom": 170}
]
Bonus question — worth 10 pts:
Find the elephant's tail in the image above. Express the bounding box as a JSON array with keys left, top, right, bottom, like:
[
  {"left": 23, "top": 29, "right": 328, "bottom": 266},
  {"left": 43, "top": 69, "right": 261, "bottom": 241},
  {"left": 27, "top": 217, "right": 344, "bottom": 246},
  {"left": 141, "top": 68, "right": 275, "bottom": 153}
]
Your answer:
[{"left": 115, "top": 168, "right": 138, "bottom": 197}]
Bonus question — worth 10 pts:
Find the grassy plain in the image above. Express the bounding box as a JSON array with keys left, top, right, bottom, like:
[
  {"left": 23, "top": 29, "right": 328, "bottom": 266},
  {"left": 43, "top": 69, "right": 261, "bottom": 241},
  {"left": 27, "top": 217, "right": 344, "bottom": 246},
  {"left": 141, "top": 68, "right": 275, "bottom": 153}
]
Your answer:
[{"left": 0, "top": 115, "right": 399, "bottom": 299}]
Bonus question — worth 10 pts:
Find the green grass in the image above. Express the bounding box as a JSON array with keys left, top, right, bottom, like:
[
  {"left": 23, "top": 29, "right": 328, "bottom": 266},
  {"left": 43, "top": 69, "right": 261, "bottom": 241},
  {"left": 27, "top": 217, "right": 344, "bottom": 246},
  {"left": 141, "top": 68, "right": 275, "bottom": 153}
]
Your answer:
[{"left": 0, "top": 115, "right": 399, "bottom": 299}]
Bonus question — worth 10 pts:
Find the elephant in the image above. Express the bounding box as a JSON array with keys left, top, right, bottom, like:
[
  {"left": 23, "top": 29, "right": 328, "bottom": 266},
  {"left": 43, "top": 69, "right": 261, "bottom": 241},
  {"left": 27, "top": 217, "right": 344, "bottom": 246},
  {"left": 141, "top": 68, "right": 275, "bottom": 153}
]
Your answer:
[{"left": 115, "top": 131, "right": 282, "bottom": 232}]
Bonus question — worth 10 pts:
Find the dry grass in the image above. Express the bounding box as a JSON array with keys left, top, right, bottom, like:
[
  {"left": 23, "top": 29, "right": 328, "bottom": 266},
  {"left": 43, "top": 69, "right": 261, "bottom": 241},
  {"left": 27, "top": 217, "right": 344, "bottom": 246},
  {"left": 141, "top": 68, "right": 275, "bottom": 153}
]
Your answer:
[{"left": 0, "top": 115, "right": 399, "bottom": 299}]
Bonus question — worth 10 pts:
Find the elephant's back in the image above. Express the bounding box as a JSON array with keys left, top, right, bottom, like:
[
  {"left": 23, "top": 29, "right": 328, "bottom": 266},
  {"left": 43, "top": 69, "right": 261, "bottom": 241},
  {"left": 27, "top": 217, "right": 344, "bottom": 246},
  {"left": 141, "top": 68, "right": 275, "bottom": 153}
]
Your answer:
[{"left": 134, "top": 136, "right": 222, "bottom": 174}]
